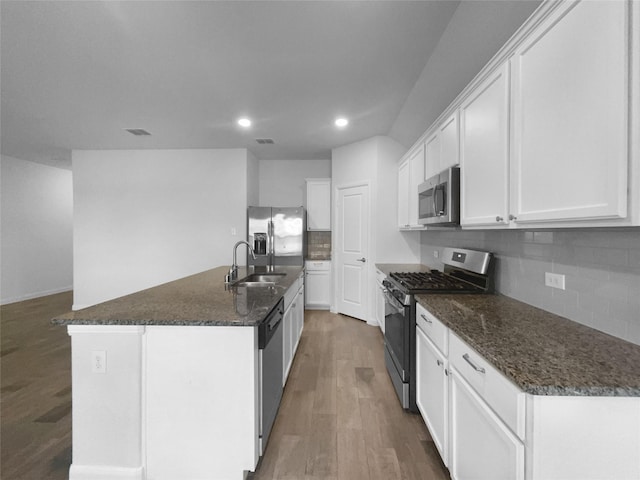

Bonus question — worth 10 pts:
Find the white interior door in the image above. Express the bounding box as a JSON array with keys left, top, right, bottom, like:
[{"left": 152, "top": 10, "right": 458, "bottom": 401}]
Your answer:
[{"left": 336, "top": 183, "right": 369, "bottom": 321}]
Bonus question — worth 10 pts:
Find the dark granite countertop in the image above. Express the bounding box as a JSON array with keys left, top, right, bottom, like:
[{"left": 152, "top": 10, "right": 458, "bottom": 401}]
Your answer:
[
  {"left": 415, "top": 293, "right": 640, "bottom": 397},
  {"left": 52, "top": 265, "right": 303, "bottom": 327}
]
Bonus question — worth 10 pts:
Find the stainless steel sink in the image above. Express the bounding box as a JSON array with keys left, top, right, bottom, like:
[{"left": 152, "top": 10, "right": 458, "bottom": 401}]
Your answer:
[{"left": 233, "top": 272, "right": 287, "bottom": 287}]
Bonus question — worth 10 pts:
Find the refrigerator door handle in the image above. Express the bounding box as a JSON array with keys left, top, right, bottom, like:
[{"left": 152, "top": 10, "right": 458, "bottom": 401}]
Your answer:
[{"left": 268, "top": 220, "right": 275, "bottom": 260}]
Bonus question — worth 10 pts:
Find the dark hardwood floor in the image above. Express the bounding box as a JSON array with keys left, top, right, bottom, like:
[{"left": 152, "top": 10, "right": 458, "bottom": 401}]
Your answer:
[
  {"left": 250, "top": 309, "right": 450, "bottom": 480},
  {"left": 1, "top": 293, "right": 449, "bottom": 480},
  {"left": 1, "top": 291, "right": 73, "bottom": 480}
]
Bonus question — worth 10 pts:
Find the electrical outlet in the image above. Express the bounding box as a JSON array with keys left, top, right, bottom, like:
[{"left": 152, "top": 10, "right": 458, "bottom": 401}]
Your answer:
[
  {"left": 433, "top": 250, "right": 439, "bottom": 259},
  {"left": 92, "top": 350, "right": 106, "bottom": 374},
  {"left": 544, "top": 272, "right": 566, "bottom": 290},
  {"left": 230, "top": 227, "right": 237, "bottom": 236}
]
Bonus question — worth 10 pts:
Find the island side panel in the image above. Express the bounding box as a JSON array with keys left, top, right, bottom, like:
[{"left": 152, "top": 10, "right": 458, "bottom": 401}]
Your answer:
[
  {"left": 68, "top": 325, "right": 145, "bottom": 480},
  {"left": 526, "top": 395, "right": 640, "bottom": 480},
  {"left": 145, "top": 325, "right": 260, "bottom": 480}
]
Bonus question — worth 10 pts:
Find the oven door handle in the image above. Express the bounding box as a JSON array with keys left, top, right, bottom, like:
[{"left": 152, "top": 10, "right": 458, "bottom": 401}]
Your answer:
[{"left": 384, "top": 291, "right": 406, "bottom": 314}]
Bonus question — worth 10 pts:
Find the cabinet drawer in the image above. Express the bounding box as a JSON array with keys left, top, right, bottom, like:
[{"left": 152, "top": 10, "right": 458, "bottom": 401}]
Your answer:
[
  {"left": 305, "top": 260, "right": 330, "bottom": 271},
  {"left": 449, "top": 332, "right": 525, "bottom": 440},
  {"left": 416, "top": 303, "right": 448, "bottom": 355}
]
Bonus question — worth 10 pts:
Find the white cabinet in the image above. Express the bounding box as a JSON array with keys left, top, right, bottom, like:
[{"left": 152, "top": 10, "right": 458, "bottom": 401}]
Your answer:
[
  {"left": 375, "top": 268, "right": 387, "bottom": 333},
  {"left": 305, "top": 260, "right": 330, "bottom": 310},
  {"left": 416, "top": 322, "right": 448, "bottom": 465},
  {"left": 397, "top": 144, "right": 425, "bottom": 229},
  {"left": 283, "top": 272, "right": 305, "bottom": 384},
  {"left": 449, "top": 368, "right": 525, "bottom": 480},
  {"left": 305, "top": 179, "right": 331, "bottom": 230},
  {"left": 425, "top": 112, "right": 459, "bottom": 179},
  {"left": 510, "top": 0, "right": 628, "bottom": 225},
  {"left": 460, "top": 63, "right": 510, "bottom": 227},
  {"left": 416, "top": 302, "right": 640, "bottom": 480}
]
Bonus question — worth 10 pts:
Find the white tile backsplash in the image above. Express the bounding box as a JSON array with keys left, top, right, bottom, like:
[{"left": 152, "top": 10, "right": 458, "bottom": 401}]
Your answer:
[{"left": 420, "top": 228, "right": 640, "bottom": 345}]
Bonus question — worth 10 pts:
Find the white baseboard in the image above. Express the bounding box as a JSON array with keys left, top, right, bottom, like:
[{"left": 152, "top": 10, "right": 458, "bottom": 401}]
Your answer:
[
  {"left": 69, "top": 464, "right": 144, "bottom": 480},
  {"left": 0, "top": 286, "right": 72, "bottom": 305}
]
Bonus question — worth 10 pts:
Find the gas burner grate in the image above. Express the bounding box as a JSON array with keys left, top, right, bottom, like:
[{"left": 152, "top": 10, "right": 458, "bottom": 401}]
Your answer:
[{"left": 389, "top": 270, "right": 481, "bottom": 293}]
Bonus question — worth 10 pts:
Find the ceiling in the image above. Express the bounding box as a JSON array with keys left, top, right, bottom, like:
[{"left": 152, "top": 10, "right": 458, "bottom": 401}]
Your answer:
[{"left": 1, "top": 0, "right": 461, "bottom": 170}]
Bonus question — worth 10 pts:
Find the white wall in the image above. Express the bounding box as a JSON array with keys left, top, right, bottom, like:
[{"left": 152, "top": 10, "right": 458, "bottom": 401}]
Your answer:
[
  {"left": 331, "top": 136, "right": 420, "bottom": 323},
  {"left": 72, "top": 149, "right": 251, "bottom": 309},
  {"left": 258, "top": 159, "right": 331, "bottom": 207},
  {"left": 1, "top": 155, "right": 73, "bottom": 304},
  {"left": 331, "top": 136, "right": 420, "bottom": 264},
  {"left": 390, "top": 0, "right": 541, "bottom": 148}
]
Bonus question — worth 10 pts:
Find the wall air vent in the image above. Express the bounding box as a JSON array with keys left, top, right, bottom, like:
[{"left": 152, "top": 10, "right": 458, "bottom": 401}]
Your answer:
[
  {"left": 125, "top": 128, "right": 152, "bottom": 136},
  {"left": 255, "top": 138, "right": 275, "bottom": 144}
]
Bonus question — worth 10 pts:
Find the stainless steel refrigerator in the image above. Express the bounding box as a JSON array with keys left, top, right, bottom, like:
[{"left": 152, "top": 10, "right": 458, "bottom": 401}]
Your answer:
[{"left": 247, "top": 207, "right": 306, "bottom": 267}]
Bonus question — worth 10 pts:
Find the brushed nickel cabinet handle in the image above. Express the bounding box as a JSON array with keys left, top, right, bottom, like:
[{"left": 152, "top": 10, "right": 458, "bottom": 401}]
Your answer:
[
  {"left": 420, "top": 313, "right": 432, "bottom": 324},
  {"left": 496, "top": 216, "right": 503, "bottom": 222},
  {"left": 463, "top": 353, "right": 485, "bottom": 374},
  {"left": 509, "top": 214, "right": 517, "bottom": 221}
]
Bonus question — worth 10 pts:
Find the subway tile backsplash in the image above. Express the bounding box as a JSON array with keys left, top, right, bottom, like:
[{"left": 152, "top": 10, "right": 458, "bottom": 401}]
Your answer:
[
  {"left": 420, "top": 228, "right": 640, "bottom": 346},
  {"left": 307, "top": 231, "right": 331, "bottom": 260}
]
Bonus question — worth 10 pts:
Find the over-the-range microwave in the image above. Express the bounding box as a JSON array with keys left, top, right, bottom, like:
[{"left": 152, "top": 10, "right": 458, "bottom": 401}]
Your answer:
[{"left": 418, "top": 166, "right": 460, "bottom": 226}]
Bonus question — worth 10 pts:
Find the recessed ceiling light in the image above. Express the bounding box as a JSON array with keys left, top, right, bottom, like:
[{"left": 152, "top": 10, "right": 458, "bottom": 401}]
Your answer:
[
  {"left": 238, "top": 118, "right": 252, "bottom": 128},
  {"left": 335, "top": 117, "right": 349, "bottom": 128}
]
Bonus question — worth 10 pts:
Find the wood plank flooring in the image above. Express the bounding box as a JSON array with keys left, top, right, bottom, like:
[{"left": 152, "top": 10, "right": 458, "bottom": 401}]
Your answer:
[
  {"left": 250, "top": 310, "right": 450, "bottom": 480},
  {"left": 1, "top": 291, "right": 73, "bottom": 480},
  {"left": 1, "top": 294, "right": 450, "bottom": 480}
]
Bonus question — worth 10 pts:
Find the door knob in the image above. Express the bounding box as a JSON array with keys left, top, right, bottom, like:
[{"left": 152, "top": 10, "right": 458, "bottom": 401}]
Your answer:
[{"left": 356, "top": 258, "right": 366, "bottom": 263}]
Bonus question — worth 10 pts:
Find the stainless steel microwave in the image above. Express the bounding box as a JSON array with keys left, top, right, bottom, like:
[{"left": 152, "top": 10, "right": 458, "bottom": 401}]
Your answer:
[{"left": 418, "top": 166, "right": 460, "bottom": 226}]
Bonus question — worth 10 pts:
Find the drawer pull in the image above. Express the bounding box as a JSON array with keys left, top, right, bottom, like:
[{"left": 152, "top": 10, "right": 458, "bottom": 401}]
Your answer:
[
  {"left": 420, "top": 314, "right": 432, "bottom": 324},
  {"left": 436, "top": 359, "right": 443, "bottom": 367},
  {"left": 462, "top": 353, "right": 485, "bottom": 374}
]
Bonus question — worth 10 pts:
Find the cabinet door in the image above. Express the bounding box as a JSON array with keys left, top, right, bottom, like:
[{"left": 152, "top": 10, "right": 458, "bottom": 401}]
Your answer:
[
  {"left": 416, "top": 326, "right": 448, "bottom": 466},
  {"left": 397, "top": 159, "right": 410, "bottom": 228},
  {"left": 306, "top": 180, "right": 331, "bottom": 230},
  {"left": 408, "top": 145, "right": 425, "bottom": 226},
  {"left": 375, "top": 284, "right": 386, "bottom": 333},
  {"left": 460, "top": 63, "right": 510, "bottom": 227},
  {"left": 425, "top": 132, "right": 441, "bottom": 179},
  {"left": 283, "top": 302, "right": 294, "bottom": 385},
  {"left": 510, "top": 0, "right": 628, "bottom": 224},
  {"left": 294, "top": 286, "right": 304, "bottom": 352},
  {"left": 305, "top": 271, "right": 330, "bottom": 309},
  {"left": 439, "top": 112, "right": 459, "bottom": 170},
  {"left": 450, "top": 368, "right": 524, "bottom": 480}
]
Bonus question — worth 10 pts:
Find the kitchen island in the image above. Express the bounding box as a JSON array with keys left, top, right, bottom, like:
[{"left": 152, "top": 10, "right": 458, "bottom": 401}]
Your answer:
[{"left": 53, "top": 265, "right": 304, "bottom": 480}]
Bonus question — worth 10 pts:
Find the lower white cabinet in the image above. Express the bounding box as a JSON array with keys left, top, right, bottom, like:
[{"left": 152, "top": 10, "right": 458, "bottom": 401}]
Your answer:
[
  {"left": 416, "top": 326, "right": 448, "bottom": 464},
  {"left": 449, "top": 368, "right": 525, "bottom": 480},
  {"left": 375, "top": 268, "right": 387, "bottom": 333},
  {"left": 416, "top": 302, "right": 640, "bottom": 480},
  {"left": 283, "top": 273, "right": 305, "bottom": 385},
  {"left": 305, "top": 260, "right": 330, "bottom": 309}
]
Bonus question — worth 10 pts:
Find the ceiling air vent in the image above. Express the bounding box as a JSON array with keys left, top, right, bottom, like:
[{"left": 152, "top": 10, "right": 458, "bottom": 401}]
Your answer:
[
  {"left": 255, "top": 138, "right": 275, "bottom": 145},
  {"left": 125, "top": 128, "right": 151, "bottom": 136}
]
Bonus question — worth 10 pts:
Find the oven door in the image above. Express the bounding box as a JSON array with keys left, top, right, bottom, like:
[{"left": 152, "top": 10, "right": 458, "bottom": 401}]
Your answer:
[{"left": 383, "top": 290, "right": 409, "bottom": 382}]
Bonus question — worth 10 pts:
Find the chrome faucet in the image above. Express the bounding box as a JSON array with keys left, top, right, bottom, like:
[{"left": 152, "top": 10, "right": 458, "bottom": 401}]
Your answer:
[{"left": 225, "top": 241, "right": 256, "bottom": 283}]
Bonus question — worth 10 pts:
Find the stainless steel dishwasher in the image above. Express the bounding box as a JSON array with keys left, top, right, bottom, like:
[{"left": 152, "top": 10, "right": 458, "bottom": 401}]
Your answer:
[{"left": 258, "top": 297, "right": 284, "bottom": 455}]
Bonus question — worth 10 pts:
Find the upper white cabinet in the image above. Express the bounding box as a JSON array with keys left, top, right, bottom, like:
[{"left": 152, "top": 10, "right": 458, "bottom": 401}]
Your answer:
[
  {"left": 397, "top": 144, "right": 425, "bottom": 229},
  {"left": 509, "top": 0, "right": 629, "bottom": 225},
  {"left": 460, "top": 63, "right": 510, "bottom": 227},
  {"left": 425, "top": 112, "right": 459, "bottom": 179},
  {"left": 417, "top": 0, "right": 639, "bottom": 229},
  {"left": 305, "top": 178, "right": 331, "bottom": 230}
]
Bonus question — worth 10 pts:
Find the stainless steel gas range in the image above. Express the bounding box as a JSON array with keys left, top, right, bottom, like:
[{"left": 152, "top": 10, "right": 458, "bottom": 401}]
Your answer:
[{"left": 382, "top": 247, "right": 494, "bottom": 412}]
